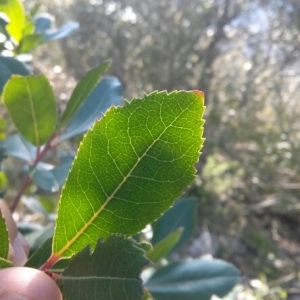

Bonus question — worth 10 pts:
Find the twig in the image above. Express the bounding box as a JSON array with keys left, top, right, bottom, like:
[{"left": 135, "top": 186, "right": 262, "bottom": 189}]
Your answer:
[{"left": 10, "top": 133, "right": 58, "bottom": 212}]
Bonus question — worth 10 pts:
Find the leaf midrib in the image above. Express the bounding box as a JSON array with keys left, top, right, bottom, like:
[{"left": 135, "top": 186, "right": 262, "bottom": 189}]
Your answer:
[
  {"left": 55, "top": 98, "right": 194, "bottom": 257},
  {"left": 25, "top": 78, "right": 39, "bottom": 146}
]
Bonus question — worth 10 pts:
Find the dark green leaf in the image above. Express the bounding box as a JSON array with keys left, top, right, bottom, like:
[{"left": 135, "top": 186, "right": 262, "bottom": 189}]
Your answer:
[
  {"left": 25, "top": 237, "right": 52, "bottom": 269},
  {"left": 0, "top": 0, "right": 25, "bottom": 42},
  {"left": 152, "top": 197, "right": 198, "bottom": 253},
  {"left": 60, "top": 62, "right": 110, "bottom": 128},
  {"left": 0, "top": 56, "right": 30, "bottom": 75},
  {"left": 17, "top": 33, "right": 43, "bottom": 53},
  {"left": 52, "top": 90, "right": 205, "bottom": 259},
  {"left": 146, "top": 259, "right": 240, "bottom": 300},
  {"left": 0, "top": 59, "right": 11, "bottom": 92},
  {"left": 0, "top": 210, "right": 9, "bottom": 261},
  {"left": 42, "top": 21, "right": 79, "bottom": 42},
  {"left": 0, "top": 56, "right": 30, "bottom": 92},
  {"left": 147, "top": 228, "right": 183, "bottom": 263},
  {"left": 0, "top": 257, "right": 12, "bottom": 268},
  {"left": 60, "top": 76, "right": 123, "bottom": 140},
  {"left": 3, "top": 75, "right": 57, "bottom": 146},
  {"left": 2, "top": 133, "right": 36, "bottom": 162},
  {"left": 58, "top": 236, "right": 149, "bottom": 300},
  {"left": 26, "top": 237, "right": 70, "bottom": 270}
]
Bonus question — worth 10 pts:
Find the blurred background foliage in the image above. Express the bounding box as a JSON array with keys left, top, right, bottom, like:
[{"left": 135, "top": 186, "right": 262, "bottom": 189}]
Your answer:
[{"left": 2, "top": 0, "right": 300, "bottom": 298}]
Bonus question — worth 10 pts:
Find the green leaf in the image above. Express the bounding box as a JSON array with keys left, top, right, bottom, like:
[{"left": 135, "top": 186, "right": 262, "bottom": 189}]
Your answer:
[
  {"left": 146, "top": 259, "right": 240, "bottom": 300},
  {"left": 60, "top": 76, "right": 123, "bottom": 140},
  {"left": 22, "top": 18, "right": 35, "bottom": 36},
  {"left": 0, "top": 56, "right": 30, "bottom": 92},
  {"left": 0, "top": 257, "right": 12, "bottom": 268},
  {"left": 0, "top": 209, "right": 12, "bottom": 268},
  {"left": 17, "top": 33, "right": 43, "bottom": 53},
  {"left": 147, "top": 228, "right": 183, "bottom": 263},
  {"left": 2, "top": 75, "right": 57, "bottom": 146},
  {"left": 0, "top": 210, "right": 9, "bottom": 260},
  {"left": 25, "top": 238, "right": 52, "bottom": 269},
  {"left": 0, "top": 0, "right": 26, "bottom": 42},
  {"left": 52, "top": 90, "right": 205, "bottom": 259},
  {"left": 30, "top": 3, "right": 41, "bottom": 18},
  {"left": 58, "top": 236, "right": 149, "bottom": 300},
  {"left": 0, "top": 56, "right": 30, "bottom": 76},
  {"left": 152, "top": 197, "right": 198, "bottom": 253},
  {"left": 26, "top": 237, "right": 70, "bottom": 270},
  {"left": 60, "top": 62, "right": 110, "bottom": 128}
]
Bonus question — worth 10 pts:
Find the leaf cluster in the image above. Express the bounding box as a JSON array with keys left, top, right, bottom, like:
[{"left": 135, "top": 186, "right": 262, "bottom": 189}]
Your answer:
[{"left": 0, "top": 1, "right": 240, "bottom": 299}]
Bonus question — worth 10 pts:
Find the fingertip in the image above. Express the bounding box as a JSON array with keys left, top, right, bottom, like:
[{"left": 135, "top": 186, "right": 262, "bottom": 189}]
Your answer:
[{"left": 0, "top": 267, "right": 62, "bottom": 300}]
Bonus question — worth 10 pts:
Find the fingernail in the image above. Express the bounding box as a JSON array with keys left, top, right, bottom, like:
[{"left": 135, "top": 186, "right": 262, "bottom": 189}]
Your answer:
[{"left": 0, "top": 291, "right": 31, "bottom": 300}]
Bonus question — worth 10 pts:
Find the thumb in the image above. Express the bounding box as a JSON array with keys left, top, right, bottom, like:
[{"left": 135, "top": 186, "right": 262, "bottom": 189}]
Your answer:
[{"left": 0, "top": 267, "right": 62, "bottom": 300}]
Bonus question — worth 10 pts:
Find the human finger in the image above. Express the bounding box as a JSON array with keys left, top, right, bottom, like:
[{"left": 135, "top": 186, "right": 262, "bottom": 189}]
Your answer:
[{"left": 0, "top": 267, "right": 62, "bottom": 300}]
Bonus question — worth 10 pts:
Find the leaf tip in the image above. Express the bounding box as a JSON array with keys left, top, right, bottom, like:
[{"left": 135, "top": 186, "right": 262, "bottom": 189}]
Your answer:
[{"left": 192, "top": 90, "right": 205, "bottom": 99}]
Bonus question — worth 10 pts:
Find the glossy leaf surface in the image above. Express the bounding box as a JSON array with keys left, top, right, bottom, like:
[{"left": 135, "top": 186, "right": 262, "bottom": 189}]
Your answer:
[
  {"left": 60, "top": 62, "right": 110, "bottom": 128},
  {"left": 152, "top": 197, "right": 198, "bottom": 253},
  {"left": 58, "top": 236, "right": 149, "bottom": 300},
  {"left": 3, "top": 75, "right": 57, "bottom": 146},
  {"left": 146, "top": 259, "right": 239, "bottom": 300},
  {"left": 0, "top": 0, "right": 25, "bottom": 42},
  {"left": 53, "top": 90, "right": 205, "bottom": 259},
  {"left": 60, "top": 76, "right": 123, "bottom": 140}
]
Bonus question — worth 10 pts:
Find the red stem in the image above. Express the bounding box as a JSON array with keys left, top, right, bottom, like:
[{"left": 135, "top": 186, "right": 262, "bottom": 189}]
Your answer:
[
  {"left": 10, "top": 133, "right": 58, "bottom": 212},
  {"left": 40, "top": 253, "right": 61, "bottom": 271}
]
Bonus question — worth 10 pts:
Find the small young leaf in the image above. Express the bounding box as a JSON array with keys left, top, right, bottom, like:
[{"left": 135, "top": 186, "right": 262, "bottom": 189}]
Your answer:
[
  {"left": 146, "top": 259, "right": 240, "bottom": 300},
  {"left": 58, "top": 236, "right": 149, "bottom": 300},
  {"left": 0, "top": 0, "right": 25, "bottom": 42},
  {"left": 52, "top": 90, "right": 205, "bottom": 260},
  {"left": 60, "top": 62, "right": 110, "bottom": 128},
  {"left": 3, "top": 75, "right": 57, "bottom": 146},
  {"left": 152, "top": 197, "right": 198, "bottom": 253},
  {"left": 60, "top": 76, "right": 123, "bottom": 140},
  {"left": 0, "top": 211, "right": 9, "bottom": 260},
  {"left": 147, "top": 228, "right": 183, "bottom": 263}
]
